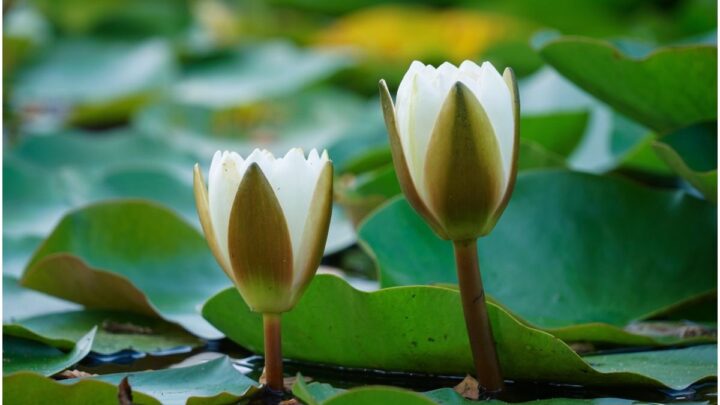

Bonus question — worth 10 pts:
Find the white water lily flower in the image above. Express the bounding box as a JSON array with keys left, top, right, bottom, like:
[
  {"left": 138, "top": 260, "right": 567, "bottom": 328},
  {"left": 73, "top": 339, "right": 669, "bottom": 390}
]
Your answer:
[
  {"left": 193, "top": 148, "right": 333, "bottom": 313},
  {"left": 379, "top": 60, "right": 519, "bottom": 240}
]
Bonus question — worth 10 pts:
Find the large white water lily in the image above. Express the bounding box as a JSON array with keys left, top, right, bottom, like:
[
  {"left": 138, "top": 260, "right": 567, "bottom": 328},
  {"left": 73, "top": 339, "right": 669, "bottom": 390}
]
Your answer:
[
  {"left": 379, "top": 60, "right": 519, "bottom": 241},
  {"left": 193, "top": 148, "right": 333, "bottom": 313}
]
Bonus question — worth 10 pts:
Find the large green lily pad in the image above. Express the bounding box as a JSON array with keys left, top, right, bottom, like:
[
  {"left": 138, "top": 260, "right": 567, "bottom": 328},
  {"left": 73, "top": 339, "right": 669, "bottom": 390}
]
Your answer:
[
  {"left": 3, "top": 328, "right": 95, "bottom": 376},
  {"left": 5, "top": 309, "right": 203, "bottom": 354},
  {"left": 203, "top": 275, "right": 717, "bottom": 388},
  {"left": 539, "top": 37, "right": 717, "bottom": 132},
  {"left": 358, "top": 171, "right": 716, "bottom": 332},
  {"left": 3, "top": 356, "right": 259, "bottom": 405},
  {"left": 21, "top": 200, "right": 231, "bottom": 338}
]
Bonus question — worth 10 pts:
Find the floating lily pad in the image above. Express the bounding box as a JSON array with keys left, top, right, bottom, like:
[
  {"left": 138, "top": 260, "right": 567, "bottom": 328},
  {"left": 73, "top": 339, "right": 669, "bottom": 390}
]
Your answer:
[
  {"left": 653, "top": 122, "right": 717, "bottom": 202},
  {"left": 135, "top": 87, "right": 368, "bottom": 160},
  {"left": 21, "top": 200, "right": 231, "bottom": 338},
  {"left": 4, "top": 130, "right": 198, "bottom": 237},
  {"left": 28, "top": 0, "right": 191, "bottom": 37},
  {"left": 12, "top": 39, "right": 175, "bottom": 127},
  {"left": 4, "top": 275, "right": 80, "bottom": 322},
  {"left": 173, "top": 42, "right": 350, "bottom": 108},
  {"left": 539, "top": 37, "right": 717, "bottom": 132},
  {"left": 3, "top": 356, "right": 258, "bottom": 405},
  {"left": 359, "top": 171, "right": 716, "bottom": 334},
  {"left": 5, "top": 310, "right": 203, "bottom": 354},
  {"left": 3, "top": 328, "right": 95, "bottom": 376},
  {"left": 203, "top": 274, "right": 717, "bottom": 388},
  {"left": 293, "top": 380, "right": 640, "bottom": 405}
]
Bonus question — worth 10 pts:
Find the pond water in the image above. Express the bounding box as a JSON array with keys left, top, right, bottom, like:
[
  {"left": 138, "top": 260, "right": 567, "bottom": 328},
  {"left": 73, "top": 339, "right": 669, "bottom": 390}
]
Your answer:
[{"left": 76, "top": 339, "right": 717, "bottom": 404}]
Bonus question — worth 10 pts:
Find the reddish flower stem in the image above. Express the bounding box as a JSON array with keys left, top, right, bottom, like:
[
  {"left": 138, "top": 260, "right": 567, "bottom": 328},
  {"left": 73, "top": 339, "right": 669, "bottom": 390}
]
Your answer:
[
  {"left": 453, "top": 239, "right": 504, "bottom": 393},
  {"left": 262, "top": 313, "right": 283, "bottom": 392}
]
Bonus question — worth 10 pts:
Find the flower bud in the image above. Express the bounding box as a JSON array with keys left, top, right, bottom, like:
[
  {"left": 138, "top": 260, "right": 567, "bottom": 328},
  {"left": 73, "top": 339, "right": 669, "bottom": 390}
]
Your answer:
[
  {"left": 194, "top": 148, "right": 333, "bottom": 313},
  {"left": 379, "top": 61, "right": 519, "bottom": 241}
]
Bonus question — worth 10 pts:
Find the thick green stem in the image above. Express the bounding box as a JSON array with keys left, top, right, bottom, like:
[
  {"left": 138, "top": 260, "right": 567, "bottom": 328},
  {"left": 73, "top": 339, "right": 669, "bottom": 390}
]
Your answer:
[
  {"left": 453, "top": 239, "right": 504, "bottom": 393},
  {"left": 262, "top": 313, "right": 283, "bottom": 391}
]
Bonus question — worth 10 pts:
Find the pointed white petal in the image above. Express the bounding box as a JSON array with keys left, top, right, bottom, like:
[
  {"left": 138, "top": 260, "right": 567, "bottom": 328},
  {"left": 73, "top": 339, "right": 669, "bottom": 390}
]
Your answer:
[
  {"left": 207, "top": 151, "right": 243, "bottom": 271},
  {"left": 478, "top": 62, "right": 514, "bottom": 188}
]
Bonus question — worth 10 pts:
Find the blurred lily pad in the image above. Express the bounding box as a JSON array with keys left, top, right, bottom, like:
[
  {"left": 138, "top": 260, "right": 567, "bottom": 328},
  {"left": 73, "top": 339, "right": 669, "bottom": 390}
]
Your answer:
[
  {"left": 539, "top": 37, "right": 717, "bottom": 132},
  {"left": 358, "top": 171, "right": 716, "bottom": 334},
  {"left": 203, "top": 274, "right": 716, "bottom": 388},
  {"left": 3, "top": 328, "right": 95, "bottom": 376},
  {"left": 5, "top": 310, "right": 203, "bottom": 355},
  {"left": 12, "top": 39, "right": 175, "bottom": 128},
  {"left": 173, "top": 42, "right": 351, "bottom": 108},
  {"left": 4, "top": 356, "right": 258, "bottom": 405},
  {"left": 136, "top": 87, "right": 368, "bottom": 160},
  {"left": 21, "top": 200, "right": 230, "bottom": 338},
  {"left": 28, "top": 0, "right": 191, "bottom": 37},
  {"left": 4, "top": 275, "right": 80, "bottom": 322},
  {"left": 653, "top": 122, "right": 717, "bottom": 202},
  {"left": 4, "top": 132, "right": 198, "bottom": 236}
]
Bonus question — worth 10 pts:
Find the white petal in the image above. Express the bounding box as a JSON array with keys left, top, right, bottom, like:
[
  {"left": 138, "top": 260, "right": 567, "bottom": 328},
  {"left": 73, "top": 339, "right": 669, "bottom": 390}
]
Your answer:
[
  {"left": 397, "top": 63, "right": 456, "bottom": 205},
  {"left": 207, "top": 151, "right": 244, "bottom": 271},
  {"left": 260, "top": 148, "right": 328, "bottom": 288},
  {"left": 477, "top": 62, "right": 514, "bottom": 190}
]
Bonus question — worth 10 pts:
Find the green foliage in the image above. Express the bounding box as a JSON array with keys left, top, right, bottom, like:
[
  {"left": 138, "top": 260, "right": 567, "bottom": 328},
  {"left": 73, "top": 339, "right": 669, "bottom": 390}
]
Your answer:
[
  {"left": 203, "top": 275, "right": 717, "bottom": 388},
  {"left": 21, "top": 200, "right": 230, "bottom": 338},
  {"left": 359, "top": 171, "right": 716, "bottom": 331},
  {"left": 5, "top": 310, "right": 203, "bottom": 354},
  {"left": 653, "top": 122, "right": 718, "bottom": 202},
  {"left": 3, "top": 356, "right": 259, "bottom": 405},
  {"left": 3, "top": 328, "right": 96, "bottom": 376},
  {"left": 11, "top": 40, "right": 176, "bottom": 127},
  {"left": 539, "top": 37, "right": 717, "bottom": 132}
]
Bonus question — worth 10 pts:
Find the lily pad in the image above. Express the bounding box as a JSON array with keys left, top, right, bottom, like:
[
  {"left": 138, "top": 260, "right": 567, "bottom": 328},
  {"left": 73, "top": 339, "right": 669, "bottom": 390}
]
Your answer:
[
  {"left": 539, "top": 37, "right": 717, "bottom": 132},
  {"left": 3, "top": 328, "right": 95, "bottom": 376},
  {"left": 293, "top": 380, "right": 640, "bottom": 405},
  {"left": 173, "top": 42, "right": 350, "bottom": 108},
  {"left": 4, "top": 130, "right": 198, "bottom": 237},
  {"left": 203, "top": 274, "right": 717, "bottom": 388},
  {"left": 12, "top": 39, "right": 175, "bottom": 127},
  {"left": 653, "top": 122, "right": 717, "bottom": 202},
  {"left": 3, "top": 356, "right": 259, "bottom": 405},
  {"left": 358, "top": 171, "right": 716, "bottom": 332},
  {"left": 135, "top": 87, "right": 368, "bottom": 160},
  {"left": 5, "top": 310, "right": 203, "bottom": 354},
  {"left": 21, "top": 200, "right": 231, "bottom": 338},
  {"left": 4, "top": 275, "right": 80, "bottom": 322}
]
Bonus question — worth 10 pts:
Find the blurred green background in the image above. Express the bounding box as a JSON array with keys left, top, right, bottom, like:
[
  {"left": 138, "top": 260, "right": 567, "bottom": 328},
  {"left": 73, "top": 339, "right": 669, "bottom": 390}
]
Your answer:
[{"left": 3, "top": 0, "right": 717, "bottom": 279}]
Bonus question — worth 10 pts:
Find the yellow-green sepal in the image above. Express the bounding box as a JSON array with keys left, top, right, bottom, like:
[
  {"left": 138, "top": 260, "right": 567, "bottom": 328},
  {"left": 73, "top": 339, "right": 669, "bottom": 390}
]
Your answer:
[
  {"left": 193, "top": 163, "right": 234, "bottom": 281},
  {"left": 424, "top": 82, "right": 504, "bottom": 241},
  {"left": 228, "top": 163, "right": 294, "bottom": 313},
  {"left": 379, "top": 79, "right": 449, "bottom": 239}
]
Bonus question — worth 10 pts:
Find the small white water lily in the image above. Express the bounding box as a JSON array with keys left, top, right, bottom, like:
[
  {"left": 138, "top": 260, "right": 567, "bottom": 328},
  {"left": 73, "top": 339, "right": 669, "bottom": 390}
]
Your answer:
[
  {"left": 193, "top": 148, "right": 333, "bottom": 313},
  {"left": 379, "top": 60, "right": 519, "bottom": 241}
]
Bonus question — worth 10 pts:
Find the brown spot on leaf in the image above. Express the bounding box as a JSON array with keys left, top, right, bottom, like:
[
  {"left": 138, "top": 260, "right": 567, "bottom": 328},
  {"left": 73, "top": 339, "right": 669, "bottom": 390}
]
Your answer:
[{"left": 102, "top": 320, "right": 153, "bottom": 335}]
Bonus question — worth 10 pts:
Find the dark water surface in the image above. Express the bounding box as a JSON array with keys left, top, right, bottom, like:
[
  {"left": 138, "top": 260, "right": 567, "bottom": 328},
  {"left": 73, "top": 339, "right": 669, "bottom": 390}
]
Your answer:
[{"left": 76, "top": 339, "right": 717, "bottom": 403}]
